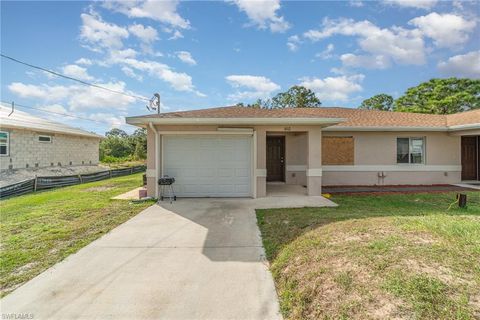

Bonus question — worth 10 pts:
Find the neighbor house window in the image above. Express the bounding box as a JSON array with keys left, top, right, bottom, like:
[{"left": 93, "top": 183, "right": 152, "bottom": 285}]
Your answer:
[
  {"left": 38, "top": 135, "right": 52, "bottom": 143},
  {"left": 397, "top": 137, "right": 425, "bottom": 164},
  {"left": 0, "top": 131, "right": 9, "bottom": 156}
]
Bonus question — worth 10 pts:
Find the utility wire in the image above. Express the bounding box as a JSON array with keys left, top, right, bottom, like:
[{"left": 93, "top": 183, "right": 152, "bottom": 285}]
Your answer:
[
  {"left": 1, "top": 100, "right": 112, "bottom": 125},
  {"left": 1, "top": 53, "right": 150, "bottom": 102}
]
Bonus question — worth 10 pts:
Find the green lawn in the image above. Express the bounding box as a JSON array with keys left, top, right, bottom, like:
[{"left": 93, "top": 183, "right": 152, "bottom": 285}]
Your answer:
[
  {"left": 0, "top": 173, "right": 153, "bottom": 297},
  {"left": 257, "top": 192, "right": 480, "bottom": 320}
]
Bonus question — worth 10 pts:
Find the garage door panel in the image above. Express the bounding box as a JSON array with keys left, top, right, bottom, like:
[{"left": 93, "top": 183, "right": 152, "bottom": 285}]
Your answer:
[
  {"left": 163, "top": 135, "right": 252, "bottom": 197},
  {"left": 235, "top": 184, "right": 250, "bottom": 193}
]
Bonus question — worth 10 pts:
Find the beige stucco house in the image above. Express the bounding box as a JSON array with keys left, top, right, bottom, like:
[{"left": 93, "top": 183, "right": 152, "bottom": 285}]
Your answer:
[
  {"left": 0, "top": 104, "right": 102, "bottom": 171},
  {"left": 126, "top": 106, "right": 480, "bottom": 198}
]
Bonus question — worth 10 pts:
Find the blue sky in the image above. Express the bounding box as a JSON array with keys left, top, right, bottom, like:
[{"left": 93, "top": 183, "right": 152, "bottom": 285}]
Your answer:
[{"left": 1, "top": 0, "right": 479, "bottom": 134}]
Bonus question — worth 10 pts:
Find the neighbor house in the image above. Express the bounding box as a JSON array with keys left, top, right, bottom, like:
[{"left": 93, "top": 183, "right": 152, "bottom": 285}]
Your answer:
[
  {"left": 126, "top": 106, "right": 480, "bottom": 198},
  {"left": 0, "top": 104, "right": 102, "bottom": 171}
]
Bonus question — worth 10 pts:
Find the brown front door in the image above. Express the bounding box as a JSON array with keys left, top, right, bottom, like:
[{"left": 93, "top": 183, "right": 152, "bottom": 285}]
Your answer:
[
  {"left": 461, "top": 136, "right": 478, "bottom": 180},
  {"left": 267, "top": 136, "right": 285, "bottom": 182}
]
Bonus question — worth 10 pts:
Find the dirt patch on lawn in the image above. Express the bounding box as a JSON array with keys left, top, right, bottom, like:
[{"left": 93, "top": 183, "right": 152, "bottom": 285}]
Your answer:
[
  {"left": 83, "top": 185, "right": 115, "bottom": 192},
  {"left": 270, "top": 217, "right": 479, "bottom": 320}
]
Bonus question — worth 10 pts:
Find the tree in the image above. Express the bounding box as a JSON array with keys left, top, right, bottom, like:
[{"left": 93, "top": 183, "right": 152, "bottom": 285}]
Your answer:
[
  {"left": 242, "top": 86, "right": 321, "bottom": 109},
  {"left": 129, "top": 128, "right": 147, "bottom": 159},
  {"left": 133, "top": 141, "right": 146, "bottom": 160},
  {"left": 100, "top": 136, "right": 132, "bottom": 158},
  {"left": 270, "top": 86, "right": 321, "bottom": 108},
  {"left": 359, "top": 94, "right": 394, "bottom": 111},
  {"left": 100, "top": 128, "right": 147, "bottom": 161},
  {"left": 105, "top": 128, "right": 128, "bottom": 138},
  {"left": 394, "top": 78, "right": 480, "bottom": 114}
]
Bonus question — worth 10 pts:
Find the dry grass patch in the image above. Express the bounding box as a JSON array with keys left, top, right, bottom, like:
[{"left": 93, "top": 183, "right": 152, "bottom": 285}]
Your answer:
[
  {"left": 257, "top": 193, "right": 480, "bottom": 319},
  {"left": 0, "top": 173, "right": 153, "bottom": 297}
]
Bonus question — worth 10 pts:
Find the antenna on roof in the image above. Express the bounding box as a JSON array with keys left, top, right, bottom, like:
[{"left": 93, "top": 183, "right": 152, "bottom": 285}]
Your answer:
[
  {"left": 146, "top": 93, "right": 161, "bottom": 114},
  {"left": 8, "top": 101, "right": 14, "bottom": 117}
]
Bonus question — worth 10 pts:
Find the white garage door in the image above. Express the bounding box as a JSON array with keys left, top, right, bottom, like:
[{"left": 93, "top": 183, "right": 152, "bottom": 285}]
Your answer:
[{"left": 163, "top": 135, "right": 252, "bottom": 197}]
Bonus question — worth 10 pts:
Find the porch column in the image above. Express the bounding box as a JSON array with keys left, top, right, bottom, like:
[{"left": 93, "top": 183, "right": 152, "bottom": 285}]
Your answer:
[
  {"left": 146, "top": 126, "right": 157, "bottom": 197},
  {"left": 307, "top": 127, "right": 322, "bottom": 196},
  {"left": 255, "top": 128, "right": 267, "bottom": 197}
]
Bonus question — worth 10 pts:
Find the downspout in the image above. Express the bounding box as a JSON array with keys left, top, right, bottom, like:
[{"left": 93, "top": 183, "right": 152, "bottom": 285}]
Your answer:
[{"left": 149, "top": 122, "right": 160, "bottom": 200}]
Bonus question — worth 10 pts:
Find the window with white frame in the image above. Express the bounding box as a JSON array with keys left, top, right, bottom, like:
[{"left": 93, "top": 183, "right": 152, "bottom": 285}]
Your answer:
[
  {"left": 0, "top": 131, "right": 9, "bottom": 156},
  {"left": 397, "top": 137, "right": 425, "bottom": 164},
  {"left": 38, "top": 135, "right": 52, "bottom": 143}
]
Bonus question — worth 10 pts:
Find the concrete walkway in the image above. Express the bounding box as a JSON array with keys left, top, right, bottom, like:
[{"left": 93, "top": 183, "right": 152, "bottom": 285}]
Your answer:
[{"left": 1, "top": 196, "right": 336, "bottom": 320}]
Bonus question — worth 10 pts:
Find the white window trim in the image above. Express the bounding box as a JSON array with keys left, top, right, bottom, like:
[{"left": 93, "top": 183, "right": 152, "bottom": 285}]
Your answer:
[
  {"left": 0, "top": 130, "right": 9, "bottom": 156},
  {"left": 397, "top": 137, "right": 425, "bottom": 165},
  {"left": 38, "top": 135, "right": 53, "bottom": 143}
]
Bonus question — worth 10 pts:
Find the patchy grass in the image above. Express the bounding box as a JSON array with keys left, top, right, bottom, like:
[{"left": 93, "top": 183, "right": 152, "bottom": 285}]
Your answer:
[
  {"left": 0, "top": 173, "right": 153, "bottom": 297},
  {"left": 257, "top": 192, "right": 480, "bottom": 319},
  {"left": 101, "top": 159, "right": 146, "bottom": 168}
]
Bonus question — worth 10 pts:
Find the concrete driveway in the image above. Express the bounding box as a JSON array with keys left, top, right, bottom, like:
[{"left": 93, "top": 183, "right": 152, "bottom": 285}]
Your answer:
[{"left": 1, "top": 196, "right": 335, "bottom": 319}]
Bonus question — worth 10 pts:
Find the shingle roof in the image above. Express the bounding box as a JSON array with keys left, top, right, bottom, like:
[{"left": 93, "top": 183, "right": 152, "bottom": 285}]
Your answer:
[
  {"left": 0, "top": 104, "right": 103, "bottom": 139},
  {"left": 130, "top": 105, "right": 480, "bottom": 129},
  {"left": 446, "top": 109, "right": 480, "bottom": 127}
]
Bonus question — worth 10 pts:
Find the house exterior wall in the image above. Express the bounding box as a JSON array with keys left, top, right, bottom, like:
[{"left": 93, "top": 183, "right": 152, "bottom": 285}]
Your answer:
[
  {"left": 144, "top": 124, "right": 464, "bottom": 198},
  {"left": 146, "top": 127, "right": 157, "bottom": 197},
  {"left": 285, "top": 133, "right": 307, "bottom": 186},
  {"left": 321, "top": 131, "right": 461, "bottom": 185},
  {"left": 145, "top": 124, "right": 324, "bottom": 198},
  {"left": 0, "top": 128, "right": 100, "bottom": 171}
]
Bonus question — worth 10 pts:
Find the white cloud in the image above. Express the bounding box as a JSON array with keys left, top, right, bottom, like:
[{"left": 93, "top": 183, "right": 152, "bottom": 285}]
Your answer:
[
  {"left": 88, "top": 112, "right": 125, "bottom": 128},
  {"left": 349, "top": 0, "right": 364, "bottom": 7},
  {"left": 108, "top": 48, "right": 138, "bottom": 62},
  {"left": 409, "top": 12, "right": 476, "bottom": 48},
  {"left": 8, "top": 82, "right": 71, "bottom": 100},
  {"left": 104, "top": 0, "right": 190, "bottom": 29},
  {"left": 121, "top": 66, "right": 143, "bottom": 81},
  {"left": 121, "top": 58, "right": 204, "bottom": 96},
  {"left": 40, "top": 104, "right": 68, "bottom": 114},
  {"left": 316, "top": 43, "right": 335, "bottom": 60},
  {"left": 176, "top": 51, "right": 197, "bottom": 65},
  {"left": 62, "top": 64, "right": 95, "bottom": 81},
  {"left": 75, "top": 58, "right": 93, "bottom": 66},
  {"left": 77, "top": 8, "right": 201, "bottom": 97},
  {"left": 299, "top": 74, "right": 364, "bottom": 102},
  {"left": 304, "top": 18, "right": 426, "bottom": 65},
  {"left": 168, "top": 29, "right": 184, "bottom": 40},
  {"left": 231, "top": 0, "right": 291, "bottom": 33},
  {"left": 385, "top": 0, "right": 438, "bottom": 9},
  {"left": 226, "top": 74, "right": 280, "bottom": 100},
  {"left": 304, "top": 18, "right": 378, "bottom": 41},
  {"left": 128, "top": 23, "right": 159, "bottom": 44},
  {"left": 287, "top": 35, "right": 301, "bottom": 52},
  {"left": 8, "top": 81, "right": 137, "bottom": 111},
  {"left": 438, "top": 50, "right": 480, "bottom": 78},
  {"left": 80, "top": 11, "right": 129, "bottom": 51},
  {"left": 340, "top": 53, "right": 391, "bottom": 69}
]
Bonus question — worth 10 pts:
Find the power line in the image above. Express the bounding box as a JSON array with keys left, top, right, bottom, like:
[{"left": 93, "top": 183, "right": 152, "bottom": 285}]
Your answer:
[
  {"left": 1, "top": 100, "right": 113, "bottom": 125},
  {"left": 1, "top": 53, "right": 151, "bottom": 102}
]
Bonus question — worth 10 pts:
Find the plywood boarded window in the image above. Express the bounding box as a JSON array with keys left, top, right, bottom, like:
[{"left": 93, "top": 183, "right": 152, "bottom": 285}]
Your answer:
[{"left": 322, "top": 136, "right": 354, "bottom": 165}]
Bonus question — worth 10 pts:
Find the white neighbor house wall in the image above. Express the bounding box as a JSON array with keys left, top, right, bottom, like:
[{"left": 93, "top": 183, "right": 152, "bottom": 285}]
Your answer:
[{"left": 0, "top": 128, "right": 100, "bottom": 170}]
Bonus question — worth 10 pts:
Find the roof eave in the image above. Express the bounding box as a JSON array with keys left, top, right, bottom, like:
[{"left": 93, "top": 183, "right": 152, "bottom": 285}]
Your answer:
[
  {"left": 125, "top": 116, "right": 346, "bottom": 126},
  {"left": 323, "top": 125, "right": 449, "bottom": 132},
  {"left": 0, "top": 123, "right": 104, "bottom": 139},
  {"left": 447, "top": 123, "right": 480, "bottom": 131}
]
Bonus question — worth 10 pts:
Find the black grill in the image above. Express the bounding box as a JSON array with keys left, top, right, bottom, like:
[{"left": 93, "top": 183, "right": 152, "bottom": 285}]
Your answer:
[
  {"left": 158, "top": 177, "right": 175, "bottom": 185},
  {"left": 158, "top": 176, "right": 176, "bottom": 202}
]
